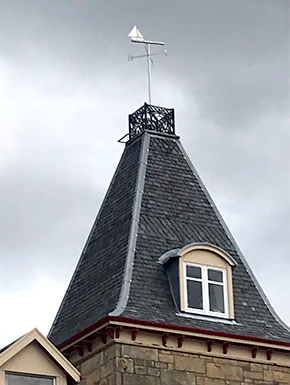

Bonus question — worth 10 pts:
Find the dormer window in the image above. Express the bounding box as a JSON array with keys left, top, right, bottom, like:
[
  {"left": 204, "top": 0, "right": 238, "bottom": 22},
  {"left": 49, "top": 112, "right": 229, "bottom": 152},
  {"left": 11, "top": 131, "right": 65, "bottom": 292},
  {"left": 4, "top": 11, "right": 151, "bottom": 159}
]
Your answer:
[
  {"left": 184, "top": 263, "right": 228, "bottom": 317},
  {"left": 159, "top": 243, "right": 236, "bottom": 320}
]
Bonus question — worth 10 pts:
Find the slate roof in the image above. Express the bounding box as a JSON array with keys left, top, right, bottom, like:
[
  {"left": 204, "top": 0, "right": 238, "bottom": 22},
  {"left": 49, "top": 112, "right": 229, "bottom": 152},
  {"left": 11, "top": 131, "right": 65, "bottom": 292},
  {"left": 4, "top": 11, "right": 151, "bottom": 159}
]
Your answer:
[
  {"left": 0, "top": 340, "right": 17, "bottom": 354},
  {"left": 48, "top": 105, "right": 290, "bottom": 347}
]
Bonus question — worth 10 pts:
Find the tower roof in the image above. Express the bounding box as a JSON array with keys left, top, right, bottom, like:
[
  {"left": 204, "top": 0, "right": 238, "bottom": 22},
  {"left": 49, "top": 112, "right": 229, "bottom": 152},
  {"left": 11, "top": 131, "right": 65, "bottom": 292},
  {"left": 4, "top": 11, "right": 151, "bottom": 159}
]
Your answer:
[{"left": 48, "top": 105, "right": 289, "bottom": 347}]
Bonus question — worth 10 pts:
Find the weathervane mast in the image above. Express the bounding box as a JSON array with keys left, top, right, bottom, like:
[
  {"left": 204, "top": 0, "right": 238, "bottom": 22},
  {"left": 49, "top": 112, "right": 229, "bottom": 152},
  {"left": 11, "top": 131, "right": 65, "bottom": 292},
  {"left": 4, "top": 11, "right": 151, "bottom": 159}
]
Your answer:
[{"left": 128, "top": 26, "right": 166, "bottom": 105}]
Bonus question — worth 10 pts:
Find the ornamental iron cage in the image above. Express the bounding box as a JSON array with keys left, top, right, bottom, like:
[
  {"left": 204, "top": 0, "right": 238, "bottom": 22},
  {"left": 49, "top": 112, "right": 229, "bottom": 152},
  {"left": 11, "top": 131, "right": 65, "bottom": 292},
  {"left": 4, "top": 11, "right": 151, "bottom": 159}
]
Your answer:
[{"left": 129, "top": 103, "right": 175, "bottom": 140}]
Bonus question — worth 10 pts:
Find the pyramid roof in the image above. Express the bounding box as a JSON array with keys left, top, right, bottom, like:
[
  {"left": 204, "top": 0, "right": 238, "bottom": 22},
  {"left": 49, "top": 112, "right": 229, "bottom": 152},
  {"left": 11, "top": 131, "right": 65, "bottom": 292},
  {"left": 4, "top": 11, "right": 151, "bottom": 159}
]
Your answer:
[{"left": 48, "top": 104, "right": 289, "bottom": 347}]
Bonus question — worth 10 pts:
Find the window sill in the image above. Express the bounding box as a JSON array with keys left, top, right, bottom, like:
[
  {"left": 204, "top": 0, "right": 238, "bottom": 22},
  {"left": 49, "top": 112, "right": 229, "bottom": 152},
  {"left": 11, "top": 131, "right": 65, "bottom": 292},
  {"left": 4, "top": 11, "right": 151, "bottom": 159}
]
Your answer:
[{"left": 176, "top": 312, "right": 240, "bottom": 325}]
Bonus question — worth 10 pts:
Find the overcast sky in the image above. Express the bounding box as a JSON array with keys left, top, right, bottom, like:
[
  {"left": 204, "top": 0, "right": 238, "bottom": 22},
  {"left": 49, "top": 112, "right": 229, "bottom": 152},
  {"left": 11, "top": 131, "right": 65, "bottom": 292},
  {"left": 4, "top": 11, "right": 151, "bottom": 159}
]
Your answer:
[{"left": 0, "top": 0, "right": 289, "bottom": 347}]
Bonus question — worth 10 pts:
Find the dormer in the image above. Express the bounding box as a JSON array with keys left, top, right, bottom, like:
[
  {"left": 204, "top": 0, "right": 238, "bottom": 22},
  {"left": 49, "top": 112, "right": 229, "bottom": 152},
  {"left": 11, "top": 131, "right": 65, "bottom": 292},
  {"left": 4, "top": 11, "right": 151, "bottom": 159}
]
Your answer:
[{"left": 159, "top": 243, "right": 237, "bottom": 320}]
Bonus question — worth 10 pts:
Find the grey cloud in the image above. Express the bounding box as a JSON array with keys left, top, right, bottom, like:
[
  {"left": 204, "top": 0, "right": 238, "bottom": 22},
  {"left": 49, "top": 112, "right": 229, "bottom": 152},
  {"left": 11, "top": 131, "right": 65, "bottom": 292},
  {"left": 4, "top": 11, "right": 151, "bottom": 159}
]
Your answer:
[{"left": 0, "top": 0, "right": 289, "bottom": 345}]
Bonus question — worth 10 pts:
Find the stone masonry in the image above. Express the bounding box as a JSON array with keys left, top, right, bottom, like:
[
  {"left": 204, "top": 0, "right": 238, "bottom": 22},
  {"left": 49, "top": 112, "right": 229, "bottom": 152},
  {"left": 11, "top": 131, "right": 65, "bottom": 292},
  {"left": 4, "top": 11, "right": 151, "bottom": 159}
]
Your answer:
[{"left": 77, "top": 343, "right": 290, "bottom": 385}]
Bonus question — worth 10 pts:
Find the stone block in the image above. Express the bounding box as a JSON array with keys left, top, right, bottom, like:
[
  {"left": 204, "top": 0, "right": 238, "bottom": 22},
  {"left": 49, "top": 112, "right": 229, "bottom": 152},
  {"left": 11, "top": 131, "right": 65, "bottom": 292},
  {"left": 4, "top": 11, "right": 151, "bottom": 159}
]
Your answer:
[
  {"left": 103, "top": 373, "right": 121, "bottom": 385},
  {"left": 159, "top": 353, "right": 174, "bottom": 363},
  {"left": 148, "top": 367, "right": 160, "bottom": 377},
  {"left": 122, "top": 373, "right": 161, "bottom": 385},
  {"left": 122, "top": 345, "right": 158, "bottom": 361},
  {"left": 273, "top": 371, "right": 289, "bottom": 383},
  {"left": 160, "top": 349, "right": 171, "bottom": 354},
  {"left": 225, "top": 382, "right": 242, "bottom": 385},
  {"left": 206, "top": 363, "right": 243, "bottom": 381},
  {"left": 213, "top": 358, "right": 249, "bottom": 371},
  {"left": 205, "top": 379, "right": 225, "bottom": 385},
  {"left": 134, "top": 358, "right": 155, "bottom": 367},
  {"left": 249, "top": 363, "right": 262, "bottom": 371},
  {"left": 262, "top": 380, "right": 275, "bottom": 384},
  {"left": 104, "top": 345, "right": 116, "bottom": 361},
  {"left": 115, "top": 344, "right": 121, "bottom": 357},
  {"left": 244, "top": 371, "right": 263, "bottom": 380},
  {"left": 213, "top": 358, "right": 238, "bottom": 366},
  {"left": 160, "top": 369, "right": 196, "bottom": 385},
  {"left": 263, "top": 371, "right": 274, "bottom": 381},
  {"left": 86, "top": 369, "right": 101, "bottom": 385},
  {"left": 154, "top": 362, "right": 168, "bottom": 369},
  {"left": 115, "top": 372, "right": 122, "bottom": 385},
  {"left": 175, "top": 356, "right": 205, "bottom": 373},
  {"left": 116, "top": 357, "right": 134, "bottom": 373},
  {"left": 107, "top": 373, "right": 120, "bottom": 385},
  {"left": 100, "top": 360, "right": 115, "bottom": 379},
  {"left": 135, "top": 366, "right": 147, "bottom": 375},
  {"left": 196, "top": 376, "right": 205, "bottom": 385},
  {"left": 82, "top": 352, "right": 104, "bottom": 374},
  {"left": 272, "top": 366, "right": 284, "bottom": 371}
]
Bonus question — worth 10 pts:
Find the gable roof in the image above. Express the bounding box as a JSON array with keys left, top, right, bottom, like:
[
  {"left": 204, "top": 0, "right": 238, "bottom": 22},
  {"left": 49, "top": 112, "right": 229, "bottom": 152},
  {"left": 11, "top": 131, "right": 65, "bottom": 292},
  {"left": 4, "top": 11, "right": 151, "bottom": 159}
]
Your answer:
[
  {"left": 0, "top": 328, "right": 80, "bottom": 383},
  {"left": 48, "top": 104, "right": 290, "bottom": 347},
  {"left": 0, "top": 340, "right": 19, "bottom": 355}
]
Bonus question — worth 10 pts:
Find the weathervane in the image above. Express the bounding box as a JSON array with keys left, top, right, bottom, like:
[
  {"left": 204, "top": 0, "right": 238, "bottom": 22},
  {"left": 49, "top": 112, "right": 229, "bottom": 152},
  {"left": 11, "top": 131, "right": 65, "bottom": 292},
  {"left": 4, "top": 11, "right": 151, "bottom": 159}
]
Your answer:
[{"left": 128, "top": 26, "right": 166, "bottom": 105}]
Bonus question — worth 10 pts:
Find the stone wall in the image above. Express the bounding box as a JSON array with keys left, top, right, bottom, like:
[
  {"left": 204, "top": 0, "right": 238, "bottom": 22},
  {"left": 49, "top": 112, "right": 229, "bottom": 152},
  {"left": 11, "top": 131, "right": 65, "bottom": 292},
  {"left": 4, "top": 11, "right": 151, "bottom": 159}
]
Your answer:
[{"left": 78, "top": 342, "right": 290, "bottom": 385}]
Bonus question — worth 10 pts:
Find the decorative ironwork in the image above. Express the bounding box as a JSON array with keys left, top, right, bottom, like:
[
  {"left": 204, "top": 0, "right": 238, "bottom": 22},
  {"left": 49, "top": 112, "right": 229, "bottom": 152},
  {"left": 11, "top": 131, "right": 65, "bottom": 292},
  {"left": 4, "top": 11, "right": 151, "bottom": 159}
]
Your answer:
[{"left": 129, "top": 103, "right": 175, "bottom": 140}]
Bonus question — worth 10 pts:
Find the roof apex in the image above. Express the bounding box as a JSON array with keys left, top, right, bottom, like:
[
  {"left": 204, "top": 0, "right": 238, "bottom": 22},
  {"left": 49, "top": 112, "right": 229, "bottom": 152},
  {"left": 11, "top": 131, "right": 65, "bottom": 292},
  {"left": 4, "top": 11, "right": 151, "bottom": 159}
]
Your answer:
[
  {"left": 129, "top": 103, "right": 176, "bottom": 140},
  {"left": 0, "top": 328, "right": 80, "bottom": 382}
]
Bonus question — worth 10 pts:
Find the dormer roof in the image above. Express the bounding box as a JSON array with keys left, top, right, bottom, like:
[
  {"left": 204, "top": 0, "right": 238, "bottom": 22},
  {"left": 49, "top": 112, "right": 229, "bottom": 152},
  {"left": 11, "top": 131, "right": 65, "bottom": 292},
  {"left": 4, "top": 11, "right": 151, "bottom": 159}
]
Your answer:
[{"left": 48, "top": 104, "right": 290, "bottom": 347}]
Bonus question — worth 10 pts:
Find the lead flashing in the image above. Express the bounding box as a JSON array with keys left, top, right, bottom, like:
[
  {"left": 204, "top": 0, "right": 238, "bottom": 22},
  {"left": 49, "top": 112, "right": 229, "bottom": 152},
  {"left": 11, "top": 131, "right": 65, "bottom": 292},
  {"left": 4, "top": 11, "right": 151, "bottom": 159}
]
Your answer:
[
  {"left": 158, "top": 242, "right": 238, "bottom": 266},
  {"left": 109, "top": 133, "right": 150, "bottom": 316}
]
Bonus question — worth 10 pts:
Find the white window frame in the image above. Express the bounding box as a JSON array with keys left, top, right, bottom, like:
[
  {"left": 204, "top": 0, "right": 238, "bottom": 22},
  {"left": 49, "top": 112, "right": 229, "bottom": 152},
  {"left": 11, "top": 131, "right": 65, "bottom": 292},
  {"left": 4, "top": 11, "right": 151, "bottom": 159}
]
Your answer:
[{"left": 184, "top": 262, "right": 229, "bottom": 318}]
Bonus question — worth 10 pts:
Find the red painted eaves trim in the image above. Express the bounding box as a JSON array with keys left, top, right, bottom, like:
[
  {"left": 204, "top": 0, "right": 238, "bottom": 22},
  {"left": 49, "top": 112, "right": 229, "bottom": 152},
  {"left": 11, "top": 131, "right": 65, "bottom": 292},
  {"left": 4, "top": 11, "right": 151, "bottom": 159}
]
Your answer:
[
  {"left": 57, "top": 316, "right": 111, "bottom": 350},
  {"left": 57, "top": 316, "right": 290, "bottom": 350}
]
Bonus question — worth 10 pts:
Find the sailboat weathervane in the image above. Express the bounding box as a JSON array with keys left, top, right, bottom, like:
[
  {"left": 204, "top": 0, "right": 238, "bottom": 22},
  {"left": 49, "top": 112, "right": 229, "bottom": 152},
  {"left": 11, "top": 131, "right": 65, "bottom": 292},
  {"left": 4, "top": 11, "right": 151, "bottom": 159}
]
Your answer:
[{"left": 128, "top": 26, "right": 167, "bottom": 105}]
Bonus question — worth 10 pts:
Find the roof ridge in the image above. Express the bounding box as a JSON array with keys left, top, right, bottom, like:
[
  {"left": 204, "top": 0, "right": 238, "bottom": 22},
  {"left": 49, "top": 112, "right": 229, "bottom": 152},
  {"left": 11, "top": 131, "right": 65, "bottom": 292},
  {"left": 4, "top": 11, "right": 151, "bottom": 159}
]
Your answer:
[{"left": 109, "top": 133, "right": 150, "bottom": 316}]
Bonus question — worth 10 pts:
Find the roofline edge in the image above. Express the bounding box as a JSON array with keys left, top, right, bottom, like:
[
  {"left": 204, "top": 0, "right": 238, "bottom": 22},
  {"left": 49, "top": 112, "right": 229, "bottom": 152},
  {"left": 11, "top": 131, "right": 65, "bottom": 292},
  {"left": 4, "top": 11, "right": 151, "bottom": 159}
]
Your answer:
[
  {"left": 176, "top": 140, "right": 290, "bottom": 333},
  {"left": 109, "top": 132, "right": 150, "bottom": 316},
  {"left": 0, "top": 328, "right": 80, "bottom": 382},
  {"left": 56, "top": 316, "right": 290, "bottom": 351},
  {"left": 47, "top": 145, "right": 131, "bottom": 341}
]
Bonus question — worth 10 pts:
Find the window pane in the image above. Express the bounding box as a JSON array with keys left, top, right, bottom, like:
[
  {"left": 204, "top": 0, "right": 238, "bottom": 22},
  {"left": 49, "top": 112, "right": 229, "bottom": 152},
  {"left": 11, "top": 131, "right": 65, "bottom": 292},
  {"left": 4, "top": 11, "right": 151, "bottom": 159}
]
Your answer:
[
  {"left": 186, "top": 265, "right": 201, "bottom": 279},
  {"left": 6, "top": 374, "right": 53, "bottom": 385},
  {"left": 209, "top": 283, "right": 225, "bottom": 313},
  {"left": 208, "top": 269, "right": 223, "bottom": 283},
  {"left": 187, "top": 280, "right": 203, "bottom": 309}
]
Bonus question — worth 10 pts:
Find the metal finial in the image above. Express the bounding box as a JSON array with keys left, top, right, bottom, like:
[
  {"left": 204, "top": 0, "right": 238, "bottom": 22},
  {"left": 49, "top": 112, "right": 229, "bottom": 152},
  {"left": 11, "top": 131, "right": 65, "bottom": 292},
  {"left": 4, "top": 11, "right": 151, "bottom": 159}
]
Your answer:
[{"left": 128, "top": 26, "right": 166, "bottom": 105}]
